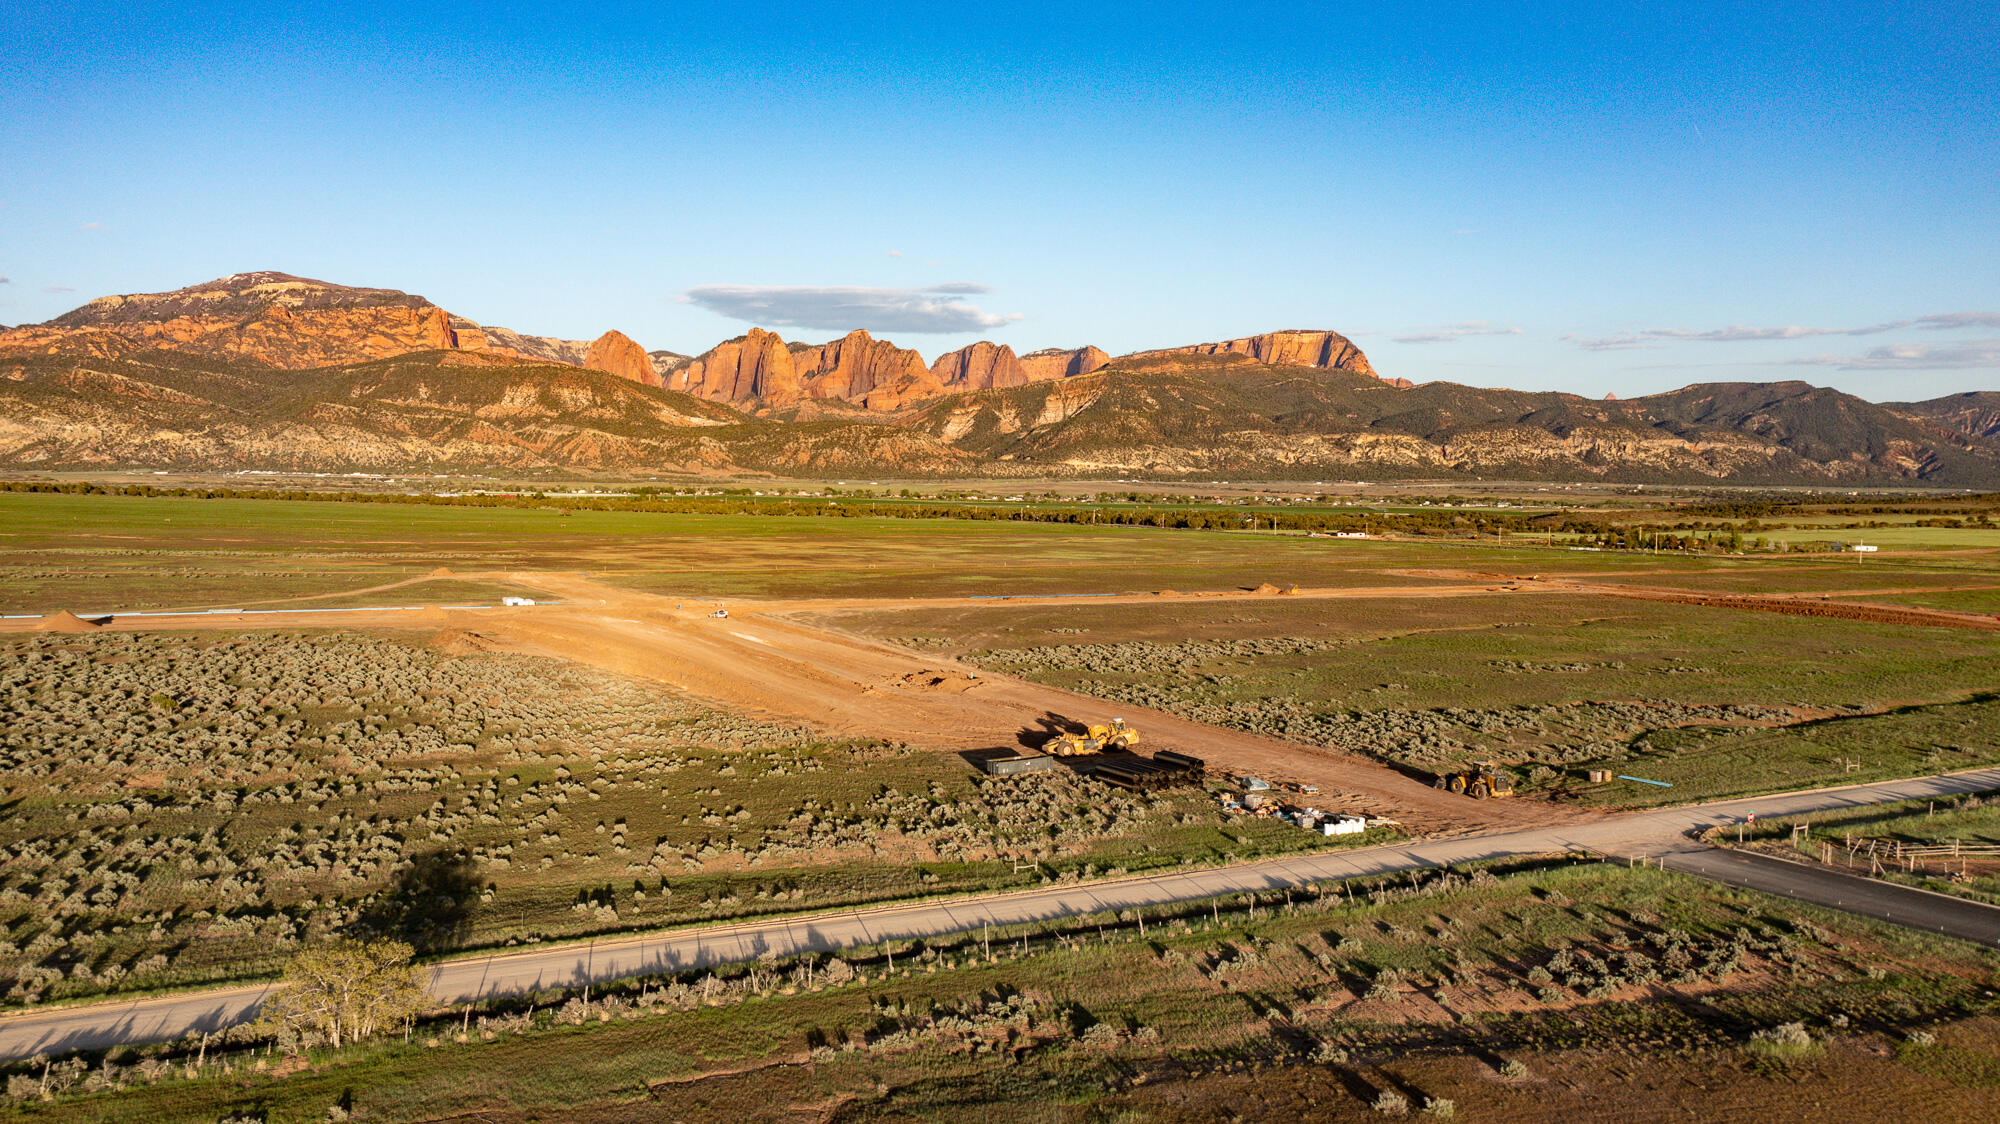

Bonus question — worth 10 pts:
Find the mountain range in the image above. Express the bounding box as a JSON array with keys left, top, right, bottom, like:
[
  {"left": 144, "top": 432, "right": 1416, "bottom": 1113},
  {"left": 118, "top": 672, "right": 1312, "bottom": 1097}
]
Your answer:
[{"left": 0, "top": 272, "right": 1994, "bottom": 484}]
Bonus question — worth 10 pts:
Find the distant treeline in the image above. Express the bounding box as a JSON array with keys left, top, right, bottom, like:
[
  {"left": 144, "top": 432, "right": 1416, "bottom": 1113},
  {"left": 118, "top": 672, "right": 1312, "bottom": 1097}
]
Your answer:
[{"left": 0, "top": 480, "right": 1542, "bottom": 537}]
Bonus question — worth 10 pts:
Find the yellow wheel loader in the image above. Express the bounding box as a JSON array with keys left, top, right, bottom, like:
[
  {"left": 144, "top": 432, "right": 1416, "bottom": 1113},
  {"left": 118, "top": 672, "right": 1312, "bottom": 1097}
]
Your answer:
[
  {"left": 1434, "top": 761, "right": 1516, "bottom": 799},
  {"left": 1049, "top": 718, "right": 1142, "bottom": 756}
]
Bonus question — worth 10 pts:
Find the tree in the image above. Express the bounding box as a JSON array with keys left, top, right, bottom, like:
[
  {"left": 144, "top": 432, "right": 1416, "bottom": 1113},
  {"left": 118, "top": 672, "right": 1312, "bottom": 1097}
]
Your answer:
[{"left": 255, "top": 939, "right": 428, "bottom": 1051}]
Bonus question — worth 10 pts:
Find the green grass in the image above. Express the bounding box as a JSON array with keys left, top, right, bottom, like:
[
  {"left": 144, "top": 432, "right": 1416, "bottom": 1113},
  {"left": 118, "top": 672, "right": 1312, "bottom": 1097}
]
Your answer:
[{"left": 18, "top": 488, "right": 1996, "bottom": 609}]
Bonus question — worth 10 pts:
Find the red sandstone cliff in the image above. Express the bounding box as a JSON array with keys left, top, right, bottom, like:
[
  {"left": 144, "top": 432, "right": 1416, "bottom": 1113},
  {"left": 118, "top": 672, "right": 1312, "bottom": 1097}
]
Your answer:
[
  {"left": 583, "top": 330, "right": 657, "bottom": 386},
  {"left": 1019, "top": 345, "right": 1110, "bottom": 383},
  {"left": 667, "top": 328, "right": 803, "bottom": 405},
  {"left": 1139, "top": 330, "right": 1376, "bottom": 379},
  {"left": 930, "top": 341, "right": 1028, "bottom": 390}
]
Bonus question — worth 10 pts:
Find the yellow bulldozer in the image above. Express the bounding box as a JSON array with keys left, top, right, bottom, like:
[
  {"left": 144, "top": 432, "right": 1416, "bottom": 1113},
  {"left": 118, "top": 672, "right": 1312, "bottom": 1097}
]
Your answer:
[
  {"left": 1434, "top": 761, "right": 1516, "bottom": 799},
  {"left": 1048, "top": 718, "right": 1142, "bottom": 756}
]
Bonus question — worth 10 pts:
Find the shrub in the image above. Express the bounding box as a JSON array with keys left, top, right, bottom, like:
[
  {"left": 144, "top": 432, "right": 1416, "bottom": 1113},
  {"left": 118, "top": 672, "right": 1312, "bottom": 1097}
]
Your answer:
[
  {"left": 1373, "top": 1090, "right": 1410, "bottom": 1116},
  {"left": 1746, "top": 1022, "right": 1820, "bottom": 1062}
]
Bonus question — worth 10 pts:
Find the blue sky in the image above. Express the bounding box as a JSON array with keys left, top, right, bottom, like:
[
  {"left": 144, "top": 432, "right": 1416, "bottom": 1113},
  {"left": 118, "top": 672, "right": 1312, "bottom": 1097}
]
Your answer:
[{"left": 2, "top": 1, "right": 1996, "bottom": 400}]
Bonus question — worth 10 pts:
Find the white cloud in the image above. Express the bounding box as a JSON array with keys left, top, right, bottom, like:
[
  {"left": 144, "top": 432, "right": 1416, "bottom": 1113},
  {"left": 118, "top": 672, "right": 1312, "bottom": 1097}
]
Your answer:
[
  {"left": 1566, "top": 310, "right": 2000, "bottom": 350},
  {"left": 682, "top": 283, "right": 1021, "bottom": 334},
  {"left": 1390, "top": 321, "right": 1522, "bottom": 345},
  {"left": 42, "top": 285, "right": 74, "bottom": 293},
  {"left": 78, "top": 222, "right": 104, "bottom": 231},
  {"left": 1783, "top": 340, "right": 2000, "bottom": 370},
  {"left": 887, "top": 249, "right": 905, "bottom": 258}
]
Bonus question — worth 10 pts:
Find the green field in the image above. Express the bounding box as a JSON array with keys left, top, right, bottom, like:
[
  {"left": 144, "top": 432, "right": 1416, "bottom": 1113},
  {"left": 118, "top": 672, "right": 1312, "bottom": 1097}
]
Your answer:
[{"left": 9, "top": 860, "right": 1998, "bottom": 1122}]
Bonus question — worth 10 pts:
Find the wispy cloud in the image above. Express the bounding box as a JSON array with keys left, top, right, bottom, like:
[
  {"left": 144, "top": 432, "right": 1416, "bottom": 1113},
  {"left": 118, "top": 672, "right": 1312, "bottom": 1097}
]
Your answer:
[
  {"left": 0, "top": 275, "right": 10, "bottom": 285},
  {"left": 78, "top": 222, "right": 104, "bottom": 231},
  {"left": 1782, "top": 341, "right": 2000, "bottom": 371},
  {"left": 1563, "top": 332, "right": 1666, "bottom": 352},
  {"left": 1566, "top": 310, "right": 2000, "bottom": 351},
  {"left": 886, "top": 249, "right": 905, "bottom": 259},
  {"left": 1390, "top": 321, "right": 1521, "bottom": 345},
  {"left": 42, "top": 285, "right": 74, "bottom": 293},
  {"left": 1915, "top": 311, "right": 2000, "bottom": 331},
  {"left": 682, "top": 283, "right": 1021, "bottom": 334}
]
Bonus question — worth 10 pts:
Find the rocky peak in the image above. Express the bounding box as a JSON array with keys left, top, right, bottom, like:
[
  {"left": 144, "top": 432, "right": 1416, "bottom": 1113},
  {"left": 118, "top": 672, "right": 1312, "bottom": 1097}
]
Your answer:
[
  {"left": 667, "top": 327, "right": 802, "bottom": 405},
  {"left": 930, "top": 341, "right": 1027, "bottom": 390},
  {"left": 1018, "top": 345, "right": 1110, "bottom": 383},
  {"left": 584, "top": 330, "right": 656, "bottom": 386},
  {"left": 794, "top": 329, "right": 935, "bottom": 407}
]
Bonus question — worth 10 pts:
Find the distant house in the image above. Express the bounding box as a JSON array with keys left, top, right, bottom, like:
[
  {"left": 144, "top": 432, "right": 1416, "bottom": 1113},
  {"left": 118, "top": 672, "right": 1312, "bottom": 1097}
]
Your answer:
[{"left": 501, "top": 596, "right": 537, "bottom": 606}]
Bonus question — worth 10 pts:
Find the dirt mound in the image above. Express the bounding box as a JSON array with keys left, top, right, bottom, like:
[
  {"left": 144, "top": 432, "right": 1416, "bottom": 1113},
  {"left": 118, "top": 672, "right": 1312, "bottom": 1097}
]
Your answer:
[
  {"left": 428, "top": 628, "right": 504, "bottom": 656},
  {"left": 891, "top": 669, "right": 981, "bottom": 693},
  {"left": 1251, "top": 583, "right": 1282, "bottom": 595},
  {"left": 1154, "top": 590, "right": 1182, "bottom": 598},
  {"left": 428, "top": 567, "right": 455, "bottom": 577},
  {"left": 34, "top": 610, "right": 102, "bottom": 632}
]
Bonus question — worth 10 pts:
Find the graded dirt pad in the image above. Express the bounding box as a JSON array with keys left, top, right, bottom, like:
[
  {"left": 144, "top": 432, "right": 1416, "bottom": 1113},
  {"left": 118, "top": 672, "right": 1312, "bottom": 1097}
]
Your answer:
[{"left": 32, "top": 610, "right": 101, "bottom": 632}]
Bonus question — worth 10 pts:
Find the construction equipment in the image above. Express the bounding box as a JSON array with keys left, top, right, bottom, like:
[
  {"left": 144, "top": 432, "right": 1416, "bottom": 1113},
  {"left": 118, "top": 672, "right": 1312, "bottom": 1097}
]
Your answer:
[
  {"left": 1048, "top": 717, "right": 1141, "bottom": 756},
  {"left": 1434, "top": 761, "right": 1516, "bottom": 799}
]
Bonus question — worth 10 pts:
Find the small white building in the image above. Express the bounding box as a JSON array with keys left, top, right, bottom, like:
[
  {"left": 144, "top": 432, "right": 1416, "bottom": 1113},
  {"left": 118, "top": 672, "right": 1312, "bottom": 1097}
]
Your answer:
[
  {"left": 1319, "top": 814, "right": 1367, "bottom": 836},
  {"left": 501, "top": 596, "right": 537, "bottom": 607}
]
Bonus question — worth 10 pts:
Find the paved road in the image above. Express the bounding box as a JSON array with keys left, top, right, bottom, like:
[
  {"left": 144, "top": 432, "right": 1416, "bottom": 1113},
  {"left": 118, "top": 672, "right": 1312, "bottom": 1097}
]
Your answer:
[
  {"left": 1656, "top": 847, "right": 2000, "bottom": 947},
  {"left": 5, "top": 766, "right": 2000, "bottom": 1061}
]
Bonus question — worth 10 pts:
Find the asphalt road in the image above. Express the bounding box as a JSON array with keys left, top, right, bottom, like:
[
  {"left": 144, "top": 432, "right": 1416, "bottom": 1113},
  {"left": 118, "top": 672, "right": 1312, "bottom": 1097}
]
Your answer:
[
  {"left": 1656, "top": 846, "right": 2000, "bottom": 947},
  {"left": 5, "top": 766, "right": 2000, "bottom": 1061}
]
